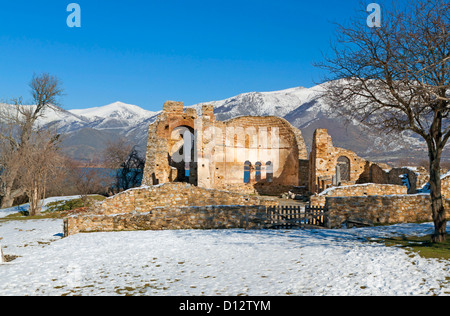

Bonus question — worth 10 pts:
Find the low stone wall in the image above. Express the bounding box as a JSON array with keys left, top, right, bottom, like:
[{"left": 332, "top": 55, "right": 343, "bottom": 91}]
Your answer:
[
  {"left": 65, "top": 205, "right": 268, "bottom": 235},
  {"left": 64, "top": 183, "right": 278, "bottom": 235},
  {"left": 325, "top": 194, "right": 449, "bottom": 228},
  {"left": 310, "top": 183, "right": 407, "bottom": 207},
  {"left": 91, "top": 182, "right": 277, "bottom": 216},
  {"left": 441, "top": 173, "right": 450, "bottom": 198}
]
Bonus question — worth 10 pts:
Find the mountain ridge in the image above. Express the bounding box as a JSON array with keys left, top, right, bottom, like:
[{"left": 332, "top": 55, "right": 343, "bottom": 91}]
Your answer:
[{"left": 2, "top": 83, "right": 435, "bottom": 164}]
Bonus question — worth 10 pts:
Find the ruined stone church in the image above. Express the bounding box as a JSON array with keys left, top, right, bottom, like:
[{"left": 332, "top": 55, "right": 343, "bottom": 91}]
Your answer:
[
  {"left": 141, "top": 101, "right": 427, "bottom": 195},
  {"left": 64, "top": 101, "right": 442, "bottom": 236}
]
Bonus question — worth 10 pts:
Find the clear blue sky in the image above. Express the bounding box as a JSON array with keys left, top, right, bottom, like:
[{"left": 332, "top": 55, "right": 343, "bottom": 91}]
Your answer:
[{"left": 0, "top": 0, "right": 397, "bottom": 111}]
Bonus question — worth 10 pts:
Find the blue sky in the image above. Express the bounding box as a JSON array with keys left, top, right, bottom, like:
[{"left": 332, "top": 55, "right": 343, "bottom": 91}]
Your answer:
[{"left": 0, "top": 0, "right": 394, "bottom": 111}]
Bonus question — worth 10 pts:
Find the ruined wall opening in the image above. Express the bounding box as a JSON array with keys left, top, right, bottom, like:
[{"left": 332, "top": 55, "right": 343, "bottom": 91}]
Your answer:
[
  {"left": 255, "top": 162, "right": 262, "bottom": 182},
  {"left": 244, "top": 161, "right": 251, "bottom": 183},
  {"left": 337, "top": 156, "right": 350, "bottom": 182},
  {"left": 266, "top": 161, "right": 273, "bottom": 183},
  {"left": 170, "top": 126, "right": 196, "bottom": 184}
]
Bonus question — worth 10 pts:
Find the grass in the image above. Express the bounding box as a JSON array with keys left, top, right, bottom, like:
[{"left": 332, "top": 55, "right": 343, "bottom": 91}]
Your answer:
[
  {"left": 0, "top": 195, "right": 106, "bottom": 222},
  {"left": 375, "top": 234, "right": 450, "bottom": 261},
  {"left": 45, "top": 195, "right": 105, "bottom": 212}
]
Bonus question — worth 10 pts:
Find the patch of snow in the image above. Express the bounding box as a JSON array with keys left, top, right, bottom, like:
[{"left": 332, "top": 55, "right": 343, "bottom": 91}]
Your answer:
[
  {"left": 441, "top": 171, "right": 450, "bottom": 180},
  {"left": 0, "top": 196, "right": 81, "bottom": 219}
]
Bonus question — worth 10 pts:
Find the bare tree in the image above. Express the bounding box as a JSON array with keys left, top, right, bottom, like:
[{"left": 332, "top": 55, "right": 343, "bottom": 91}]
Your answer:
[
  {"left": 103, "top": 139, "right": 145, "bottom": 192},
  {"left": 0, "top": 99, "right": 27, "bottom": 208},
  {"left": 67, "top": 159, "right": 112, "bottom": 202},
  {"left": 18, "top": 130, "right": 64, "bottom": 216},
  {"left": 0, "top": 73, "right": 64, "bottom": 209},
  {"left": 317, "top": 0, "right": 449, "bottom": 242}
]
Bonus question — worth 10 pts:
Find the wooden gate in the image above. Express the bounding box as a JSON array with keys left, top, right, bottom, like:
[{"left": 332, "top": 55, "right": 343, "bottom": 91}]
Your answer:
[{"left": 266, "top": 205, "right": 327, "bottom": 229}]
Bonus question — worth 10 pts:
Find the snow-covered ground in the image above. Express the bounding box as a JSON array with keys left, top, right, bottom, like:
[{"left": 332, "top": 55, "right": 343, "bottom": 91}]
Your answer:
[{"left": 0, "top": 217, "right": 449, "bottom": 296}]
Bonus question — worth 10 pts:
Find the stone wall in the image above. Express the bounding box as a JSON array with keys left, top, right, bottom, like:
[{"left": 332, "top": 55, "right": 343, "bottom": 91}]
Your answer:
[
  {"left": 142, "top": 101, "right": 198, "bottom": 186},
  {"left": 357, "top": 164, "right": 429, "bottom": 194},
  {"left": 89, "top": 183, "right": 276, "bottom": 216},
  {"left": 441, "top": 173, "right": 450, "bottom": 198},
  {"left": 306, "top": 128, "right": 432, "bottom": 195},
  {"left": 325, "top": 194, "right": 449, "bottom": 228},
  {"left": 65, "top": 205, "right": 268, "bottom": 235},
  {"left": 202, "top": 115, "right": 308, "bottom": 190},
  {"left": 310, "top": 183, "right": 407, "bottom": 207},
  {"left": 308, "top": 129, "right": 375, "bottom": 193},
  {"left": 64, "top": 183, "right": 278, "bottom": 235},
  {"left": 142, "top": 101, "right": 308, "bottom": 194}
]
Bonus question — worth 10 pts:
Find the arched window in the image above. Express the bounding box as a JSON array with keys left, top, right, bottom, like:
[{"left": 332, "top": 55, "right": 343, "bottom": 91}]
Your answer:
[
  {"left": 266, "top": 161, "right": 273, "bottom": 183},
  {"left": 255, "top": 162, "right": 262, "bottom": 182},
  {"left": 337, "top": 156, "right": 350, "bottom": 181},
  {"left": 244, "top": 161, "right": 251, "bottom": 184},
  {"left": 245, "top": 134, "right": 250, "bottom": 149}
]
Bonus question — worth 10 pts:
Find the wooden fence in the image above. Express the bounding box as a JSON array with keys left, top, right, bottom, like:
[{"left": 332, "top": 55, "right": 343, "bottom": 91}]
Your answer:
[{"left": 265, "top": 205, "right": 326, "bottom": 229}]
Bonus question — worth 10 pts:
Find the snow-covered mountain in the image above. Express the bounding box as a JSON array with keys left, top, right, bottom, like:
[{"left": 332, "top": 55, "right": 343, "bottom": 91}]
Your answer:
[
  {"left": 69, "top": 102, "right": 157, "bottom": 124},
  {"left": 188, "top": 86, "right": 317, "bottom": 120},
  {"left": 189, "top": 84, "right": 429, "bottom": 162},
  {"left": 36, "top": 101, "right": 158, "bottom": 131},
  {"left": 1, "top": 83, "right": 434, "bottom": 163},
  {"left": 23, "top": 102, "right": 158, "bottom": 161}
]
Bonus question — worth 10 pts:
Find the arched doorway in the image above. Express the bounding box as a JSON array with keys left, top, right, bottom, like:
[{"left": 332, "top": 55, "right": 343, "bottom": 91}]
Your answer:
[{"left": 170, "top": 126, "right": 196, "bottom": 183}]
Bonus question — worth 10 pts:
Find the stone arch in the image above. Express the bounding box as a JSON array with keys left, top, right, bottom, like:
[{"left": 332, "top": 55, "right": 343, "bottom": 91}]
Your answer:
[
  {"left": 255, "top": 162, "right": 262, "bottom": 182},
  {"left": 170, "top": 125, "right": 195, "bottom": 183},
  {"left": 244, "top": 161, "right": 251, "bottom": 184},
  {"left": 266, "top": 161, "right": 273, "bottom": 183}
]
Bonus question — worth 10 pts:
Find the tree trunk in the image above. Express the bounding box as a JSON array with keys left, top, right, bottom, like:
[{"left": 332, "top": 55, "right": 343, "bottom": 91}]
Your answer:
[
  {"left": 28, "top": 185, "right": 41, "bottom": 217},
  {"left": 0, "top": 162, "right": 22, "bottom": 209},
  {"left": 0, "top": 185, "right": 24, "bottom": 209},
  {"left": 429, "top": 148, "right": 447, "bottom": 243},
  {"left": 0, "top": 190, "right": 14, "bottom": 209},
  {"left": 0, "top": 185, "right": 22, "bottom": 208}
]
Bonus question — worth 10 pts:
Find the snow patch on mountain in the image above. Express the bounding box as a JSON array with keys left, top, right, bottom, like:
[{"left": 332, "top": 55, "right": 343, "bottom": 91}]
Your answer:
[
  {"left": 69, "top": 101, "right": 157, "bottom": 123},
  {"left": 188, "top": 86, "right": 317, "bottom": 120}
]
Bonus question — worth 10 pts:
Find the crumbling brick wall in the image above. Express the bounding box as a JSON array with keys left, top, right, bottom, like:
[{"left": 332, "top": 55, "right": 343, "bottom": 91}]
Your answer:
[
  {"left": 308, "top": 129, "right": 374, "bottom": 193},
  {"left": 357, "top": 164, "right": 429, "bottom": 194},
  {"left": 142, "top": 101, "right": 308, "bottom": 194}
]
